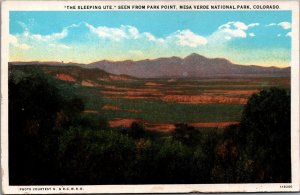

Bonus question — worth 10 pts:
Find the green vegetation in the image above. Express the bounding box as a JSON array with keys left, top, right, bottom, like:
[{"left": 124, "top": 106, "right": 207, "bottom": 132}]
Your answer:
[
  {"left": 102, "top": 98, "right": 243, "bottom": 123},
  {"left": 9, "top": 66, "right": 291, "bottom": 184}
]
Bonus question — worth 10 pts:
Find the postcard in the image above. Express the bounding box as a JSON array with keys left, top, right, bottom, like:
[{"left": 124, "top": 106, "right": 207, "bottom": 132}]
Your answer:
[{"left": 1, "top": 1, "right": 300, "bottom": 194}]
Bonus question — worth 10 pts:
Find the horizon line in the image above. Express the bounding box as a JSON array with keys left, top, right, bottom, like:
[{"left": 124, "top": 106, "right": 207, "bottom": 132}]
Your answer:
[{"left": 8, "top": 53, "right": 290, "bottom": 69}]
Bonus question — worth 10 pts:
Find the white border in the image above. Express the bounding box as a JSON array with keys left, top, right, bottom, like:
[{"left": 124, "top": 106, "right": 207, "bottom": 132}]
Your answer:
[{"left": 1, "top": 1, "right": 299, "bottom": 194}]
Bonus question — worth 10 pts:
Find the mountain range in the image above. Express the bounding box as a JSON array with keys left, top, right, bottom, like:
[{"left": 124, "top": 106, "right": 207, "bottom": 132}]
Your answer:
[{"left": 10, "top": 53, "right": 290, "bottom": 78}]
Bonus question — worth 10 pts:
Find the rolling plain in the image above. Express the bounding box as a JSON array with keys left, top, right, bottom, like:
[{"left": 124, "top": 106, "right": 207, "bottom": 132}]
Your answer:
[{"left": 11, "top": 64, "right": 290, "bottom": 132}]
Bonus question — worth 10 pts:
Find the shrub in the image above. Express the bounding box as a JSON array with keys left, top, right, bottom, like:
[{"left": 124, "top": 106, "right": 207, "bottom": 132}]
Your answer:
[{"left": 238, "top": 88, "right": 291, "bottom": 182}]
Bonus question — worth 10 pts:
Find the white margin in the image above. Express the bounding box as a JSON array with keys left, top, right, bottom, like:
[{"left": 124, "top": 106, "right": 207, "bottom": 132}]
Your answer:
[{"left": 1, "top": 1, "right": 299, "bottom": 194}]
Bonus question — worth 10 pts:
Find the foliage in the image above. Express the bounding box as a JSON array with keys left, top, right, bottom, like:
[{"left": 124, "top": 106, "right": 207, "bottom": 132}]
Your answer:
[
  {"left": 57, "top": 128, "right": 136, "bottom": 184},
  {"left": 9, "top": 69, "right": 84, "bottom": 184},
  {"left": 101, "top": 98, "right": 243, "bottom": 123},
  {"left": 238, "top": 88, "right": 291, "bottom": 182},
  {"left": 127, "top": 122, "right": 146, "bottom": 139},
  {"left": 172, "top": 123, "right": 201, "bottom": 146},
  {"left": 9, "top": 70, "right": 62, "bottom": 184}
]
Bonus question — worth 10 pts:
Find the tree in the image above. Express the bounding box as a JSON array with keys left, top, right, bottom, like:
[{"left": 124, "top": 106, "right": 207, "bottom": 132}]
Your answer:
[
  {"left": 57, "top": 128, "right": 136, "bottom": 184},
  {"left": 9, "top": 71, "right": 64, "bottom": 184},
  {"left": 128, "top": 122, "right": 146, "bottom": 139},
  {"left": 211, "top": 125, "right": 240, "bottom": 183},
  {"left": 9, "top": 69, "right": 86, "bottom": 184},
  {"left": 172, "top": 123, "right": 201, "bottom": 146},
  {"left": 238, "top": 87, "right": 291, "bottom": 182}
]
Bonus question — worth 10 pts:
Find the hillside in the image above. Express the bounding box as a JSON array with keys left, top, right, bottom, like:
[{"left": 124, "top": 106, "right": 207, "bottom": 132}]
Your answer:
[{"left": 8, "top": 64, "right": 136, "bottom": 85}]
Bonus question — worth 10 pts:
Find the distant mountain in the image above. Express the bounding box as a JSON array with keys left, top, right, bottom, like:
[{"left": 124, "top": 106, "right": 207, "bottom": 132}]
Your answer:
[
  {"left": 87, "top": 53, "right": 290, "bottom": 78},
  {"left": 10, "top": 53, "right": 290, "bottom": 78}
]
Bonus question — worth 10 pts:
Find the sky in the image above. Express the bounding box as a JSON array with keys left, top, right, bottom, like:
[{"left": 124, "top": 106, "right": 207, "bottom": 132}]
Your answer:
[{"left": 9, "top": 11, "right": 291, "bottom": 67}]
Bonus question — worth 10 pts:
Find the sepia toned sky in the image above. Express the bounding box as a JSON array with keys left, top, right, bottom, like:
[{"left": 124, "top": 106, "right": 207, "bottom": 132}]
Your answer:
[{"left": 9, "top": 11, "right": 291, "bottom": 67}]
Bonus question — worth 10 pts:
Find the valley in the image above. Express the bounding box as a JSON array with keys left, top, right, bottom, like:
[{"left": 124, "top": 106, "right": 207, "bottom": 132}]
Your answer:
[{"left": 9, "top": 64, "right": 290, "bottom": 132}]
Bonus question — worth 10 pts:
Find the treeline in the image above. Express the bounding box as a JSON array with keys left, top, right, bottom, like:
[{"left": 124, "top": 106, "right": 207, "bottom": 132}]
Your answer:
[{"left": 9, "top": 69, "right": 291, "bottom": 185}]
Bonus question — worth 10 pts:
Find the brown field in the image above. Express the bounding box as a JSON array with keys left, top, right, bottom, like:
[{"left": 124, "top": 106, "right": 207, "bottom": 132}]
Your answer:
[
  {"left": 102, "top": 90, "right": 163, "bottom": 96},
  {"left": 103, "top": 93, "right": 248, "bottom": 104},
  {"left": 103, "top": 86, "right": 159, "bottom": 92},
  {"left": 145, "top": 81, "right": 164, "bottom": 86},
  {"left": 100, "top": 87, "right": 256, "bottom": 104},
  {"left": 102, "top": 104, "right": 141, "bottom": 113},
  {"left": 104, "top": 95, "right": 155, "bottom": 100},
  {"left": 108, "top": 118, "right": 239, "bottom": 132},
  {"left": 91, "top": 78, "right": 290, "bottom": 132},
  {"left": 190, "top": 121, "right": 239, "bottom": 128},
  {"left": 108, "top": 118, "right": 175, "bottom": 132},
  {"left": 81, "top": 80, "right": 95, "bottom": 86},
  {"left": 203, "top": 89, "right": 259, "bottom": 95},
  {"left": 160, "top": 95, "right": 248, "bottom": 104},
  {"left": 55, "top": 73, "right": 76, "bottom": 82},
  {"left": 109, "top": 118, "right": 141, "bottom": 128}
]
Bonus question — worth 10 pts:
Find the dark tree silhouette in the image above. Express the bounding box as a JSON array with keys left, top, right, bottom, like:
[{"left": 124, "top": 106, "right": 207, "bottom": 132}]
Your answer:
[
  {"left": 172, "top": 123, "right": 201, "bottom": 146},
  {"left": 128, "top": 122, "right": 146, "bottom": 139},
  {"left": 238, "top": 87, "right": 291, "bottom": 182},
  {"left": 9, "top": 72, "right": 63, "bottom": 184},
  {"left": 9, "top": 70, "right": 85, "bottom": 184}
]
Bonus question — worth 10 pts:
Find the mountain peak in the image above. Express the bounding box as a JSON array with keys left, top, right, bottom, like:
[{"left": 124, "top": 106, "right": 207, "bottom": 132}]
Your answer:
[
  {"left": 184, "top": 53, "right": 207, "bottom": 60},
  {"left": 188, "top": 53, "right": 201, "bottom": 57}
]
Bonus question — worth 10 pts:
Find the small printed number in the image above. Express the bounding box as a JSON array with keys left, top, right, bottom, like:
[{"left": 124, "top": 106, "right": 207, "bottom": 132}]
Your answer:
[{"left": 280, "top": 185, "right": 292, "bottom": 188}]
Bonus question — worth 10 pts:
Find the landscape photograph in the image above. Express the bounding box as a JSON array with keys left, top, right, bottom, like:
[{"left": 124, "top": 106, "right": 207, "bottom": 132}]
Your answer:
[{"left": 8, "top": 10, "right": 291, "bottom": 185}]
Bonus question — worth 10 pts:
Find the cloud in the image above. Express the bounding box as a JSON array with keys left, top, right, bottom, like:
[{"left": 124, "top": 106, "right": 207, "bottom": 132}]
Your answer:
[
  {"left": 144, "top": 32, "right": 156, "bottom": 41},
  {"left": 17, "top": 21, "right": 29, "bottom": 31},
  {"left": 13, "top": 24, "right": 74, "bottom": 47},
  {"left": 32, "top": 30, "right": 67, "bottom": 41},
  {"left": 218, "top": 22, "right": 259, "bottom": 31},
  {"left": 30, "top": 27, "right": 69, "bottom": 42},
  {"left": 266, "top": 23, "right": 277, "bottom": 27},
  {"left": 15, "top": 21, "right": 269, "bottom": 51},
  {"left": 286, "top": 32, "right": 291, "bottom": 37},
  {"left": 9, "top": 34, "right": 30, "bottom": 50},
  {"left": 84, "top": 23, "right": 206, "bottom": 47},
  {"left": 13, "top": 22, "right": 205, "bottom": 51},
  {"left": 248, "top": 23, "right": 260, "bottom": 28},
  {"left": 11, "top": 23, "right": 79, "bottom": 51},
  {"left": 170, "top": 29, "right": 207, "bottom": 48},
  {"left": 143, "top": 32, "right": 164, "bottom": 43},
  {"left": 127, "top": 26, "right": 139, "bottom": 39},
  {"left": 212, "top": 22, "right": 249, "bottom": 40},
  {"left": 85, "top": 23, "right": 141, "bottom": 41},
  {"left": 84, "top": 23, "right": 167, "bottom": 45},
  {"left": 223, "top": 28, "right": 247, "bottom": 38},
  {"left": 213, "top": 21, "right": 253, "bottom": 41},
  {"left": 249, "top": 33, "right": 255, "bottom": 37},
  {"left": 16, "top": 20, "right": 74, "bottom": 43},
  {"left": 278, "top": 22, "right": 291, "bottom": 29},
  {"left": 266, "top": 22, "right": 291, "bottom": 29},
  {"left": 232, "top": 21, "right": 248, "bottom": 30},
  {"left": 224, "top": 36, "right": 231, "bottom": 40}
]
